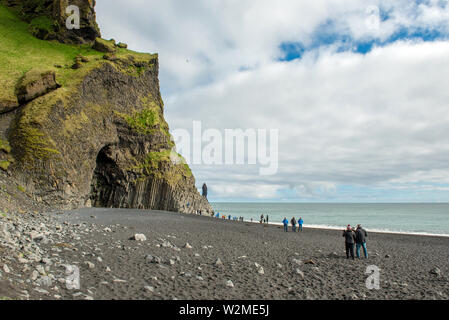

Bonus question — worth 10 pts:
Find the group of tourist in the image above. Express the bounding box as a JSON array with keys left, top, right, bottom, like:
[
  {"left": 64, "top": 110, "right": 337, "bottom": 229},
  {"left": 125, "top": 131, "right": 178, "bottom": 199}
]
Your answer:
[
  {"left": 281, "top": 217, "right": 369, "bottom": 260},
  {"left": 342, "top": 224, "right": 368, "bottom": 259},
  {"left": 259, "top": 214, "right": 269, "bottom": 224},
  {"left": 282, "top": 216, "right": 304, "bottom": 232},
  {"left": 212, "top": 212, "right": 244, "bottom": 222}
]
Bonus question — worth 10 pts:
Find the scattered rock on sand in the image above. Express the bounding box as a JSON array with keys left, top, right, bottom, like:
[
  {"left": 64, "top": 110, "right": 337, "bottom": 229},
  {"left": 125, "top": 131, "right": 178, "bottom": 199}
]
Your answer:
[
  {"left": 3, "top": 264, "right": 10, "bottom": 274},
  {"left": 85, "top": 261, "right": 95, "bottom": 269},
  {"left": 430, "top": 267, "right": 441, "bottom": 277},
  {"left": 349, "top": 293, "right": 359, "bottom": 300},
  {"left": 292, "top": 259, "right": 303, "bottom": 266},
  {"left": 226, "top": 280, "right": 234, "bottom": 288},
  {"left": 296, "top": 269, "right": 305, "bottom": 279},
  {"left": 215, "top": 258, "right": 223, "bottom": 266},
  {"left": 36, "top": 265, "right": 45, "bottom": 275},
  {"left": 146, "top": 255, "right": 162, "bottom": 264},
  {"left": 184, "top": 243, "right": 193, "bottom": 249},
  {"left": 144, "top": 286, "right": 154, "bottom": 293},
  {"left": 258, "top": 267, "right": 265, "bottom": 275},
  {"left": 38, "top": 276, "right": 52, "bottom": 287},
  {"left": 132, "top": 234, "right": 147, "bottom": 241},
  {"left": 31, "top": 270, "right": 39, "bottom": 281},
  {"left": 113, "top": 279, "right": 127, "bottom": 283},
  {"left": 34, "top": 288, "right": 49, "bottom": 295}
]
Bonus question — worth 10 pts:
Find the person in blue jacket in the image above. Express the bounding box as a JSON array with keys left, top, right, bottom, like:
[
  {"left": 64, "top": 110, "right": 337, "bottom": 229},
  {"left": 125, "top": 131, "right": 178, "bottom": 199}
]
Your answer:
[
  {"left": 298, "top": 217, "right": 304, "bottom": 232},
  {"left": 282, "top": 217, "right": 289, "bottom": 232}
]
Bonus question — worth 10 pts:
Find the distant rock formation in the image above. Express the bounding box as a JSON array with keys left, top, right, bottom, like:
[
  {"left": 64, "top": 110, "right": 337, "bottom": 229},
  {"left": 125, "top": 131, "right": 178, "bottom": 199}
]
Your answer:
[{"left": 202, "top": 183, "right": 208, "bottom": 198}]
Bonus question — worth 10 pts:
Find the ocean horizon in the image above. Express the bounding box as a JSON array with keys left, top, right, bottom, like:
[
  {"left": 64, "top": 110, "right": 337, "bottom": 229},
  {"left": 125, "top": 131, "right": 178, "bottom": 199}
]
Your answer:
[{"left": 211, "top": 202, "right": 449, "bottom": 237}]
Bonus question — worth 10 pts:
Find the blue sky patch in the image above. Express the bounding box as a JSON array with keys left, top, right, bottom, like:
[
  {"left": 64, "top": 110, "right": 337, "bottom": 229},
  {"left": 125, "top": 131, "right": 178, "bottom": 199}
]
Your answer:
[{"left": 278, "top": 20, "right": 449, "bottom": 62}]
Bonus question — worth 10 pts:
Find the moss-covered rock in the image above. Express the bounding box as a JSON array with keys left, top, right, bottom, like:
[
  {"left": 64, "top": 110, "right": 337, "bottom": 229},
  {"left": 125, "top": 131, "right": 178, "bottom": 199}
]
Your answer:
[
  {"left": 93, "top": 38, "right": 116, "bottom": 53},
  {"left": 15, "top": 69, "right": 60, "bottom": 104},
  {"left": 0, "top": 139, "right": 14, "bottom": 171},
  {"left": 28, "top": 15, "right": 57, "bottom": 40}
]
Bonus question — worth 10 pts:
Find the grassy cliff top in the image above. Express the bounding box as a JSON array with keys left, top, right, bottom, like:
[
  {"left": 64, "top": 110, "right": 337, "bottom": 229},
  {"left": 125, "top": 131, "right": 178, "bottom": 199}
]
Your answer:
[{"left": 0, "top": 4, "right": 156, "bottom": 106}]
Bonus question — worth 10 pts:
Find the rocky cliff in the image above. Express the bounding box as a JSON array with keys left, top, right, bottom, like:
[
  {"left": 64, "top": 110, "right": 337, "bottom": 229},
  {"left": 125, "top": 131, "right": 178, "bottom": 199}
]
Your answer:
[
  {"left": 0, "top": 1, "right": 212, "bottom": 214},
  {"left": 1, "top": 0, "right": 100, "bottom": 43}
]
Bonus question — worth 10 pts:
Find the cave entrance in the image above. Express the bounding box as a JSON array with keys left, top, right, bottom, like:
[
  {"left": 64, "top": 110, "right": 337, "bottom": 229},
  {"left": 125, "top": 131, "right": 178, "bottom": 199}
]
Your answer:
[{"left": 90, "top": 145, "right": 124, "bottom": 208}]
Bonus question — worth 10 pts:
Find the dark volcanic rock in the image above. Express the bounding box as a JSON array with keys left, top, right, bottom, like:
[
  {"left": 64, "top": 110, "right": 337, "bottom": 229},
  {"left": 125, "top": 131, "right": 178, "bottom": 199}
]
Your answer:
[{"left": 8, "top": 55, "right": 212, "bottom": 215}]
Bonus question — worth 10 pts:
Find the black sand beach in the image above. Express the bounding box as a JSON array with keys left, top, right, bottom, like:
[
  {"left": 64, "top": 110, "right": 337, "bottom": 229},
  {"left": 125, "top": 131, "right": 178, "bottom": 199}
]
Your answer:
[{"left": 1, "top": 208, "right": 448, "bottom": 300}]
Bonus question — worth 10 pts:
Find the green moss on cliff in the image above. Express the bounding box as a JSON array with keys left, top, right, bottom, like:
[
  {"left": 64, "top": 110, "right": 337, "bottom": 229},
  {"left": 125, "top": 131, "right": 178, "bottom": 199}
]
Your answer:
[
  {"left": 28, "top": 15, "right": 56, "bottom": 39},
  {"left": 0, "top": 139, "right": 11, "bottom": 153},
  {"left": 0, "top": 160, "right": 10, "bottom": 170},
  {"left": 115, "top": 94, "right": 174, "bottom": 148},
  {"left": 125, "top": 108, "right": 160, "bottom": 134},
  {"left": 0, "top": 5, "right": 158, "bottom": 164},
  {"left": 135, "top": 149, "right": 192, "bottom": 186}
]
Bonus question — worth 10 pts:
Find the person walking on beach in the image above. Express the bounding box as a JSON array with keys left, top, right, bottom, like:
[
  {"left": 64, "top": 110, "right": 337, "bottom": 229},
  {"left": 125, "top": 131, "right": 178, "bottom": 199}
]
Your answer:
[
  {"left": 355, "top": 224, "right": 368, "bottom": 259},
  {"left": 343, "top": 225, "right": 356, "bottom": 260},
  {"left": 291, "top": 217, "right": 297, "bottom": 232},
  {"left": 298, "top": 217, "right": 304, "bottom": 232},
  {"left": 282, "top": 217, "right": 289, "bottom": 232}
]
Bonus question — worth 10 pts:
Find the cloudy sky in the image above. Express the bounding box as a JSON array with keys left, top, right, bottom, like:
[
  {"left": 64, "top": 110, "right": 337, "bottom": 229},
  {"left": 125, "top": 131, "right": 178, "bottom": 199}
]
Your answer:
[{"left": 96, "top": 0, "right": 449, "bottom": 202}]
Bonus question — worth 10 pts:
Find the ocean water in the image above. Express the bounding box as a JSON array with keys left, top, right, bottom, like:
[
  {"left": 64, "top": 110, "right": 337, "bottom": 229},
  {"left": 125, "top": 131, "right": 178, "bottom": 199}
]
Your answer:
[{"left": 211, "top": 203, "right": 449, "bottom": 236}]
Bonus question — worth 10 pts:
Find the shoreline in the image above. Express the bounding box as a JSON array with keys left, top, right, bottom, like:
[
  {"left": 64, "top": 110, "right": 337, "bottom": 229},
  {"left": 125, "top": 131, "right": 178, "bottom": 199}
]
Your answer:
[{"left": 241, "top": 220, "right": 449, "bottom": 238}]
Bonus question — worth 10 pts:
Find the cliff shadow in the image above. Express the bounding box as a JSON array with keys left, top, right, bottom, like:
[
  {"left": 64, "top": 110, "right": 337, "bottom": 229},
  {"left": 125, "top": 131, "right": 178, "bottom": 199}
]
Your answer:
[{"left": 90, "top": 145, "right": 126, "bottom": 208}]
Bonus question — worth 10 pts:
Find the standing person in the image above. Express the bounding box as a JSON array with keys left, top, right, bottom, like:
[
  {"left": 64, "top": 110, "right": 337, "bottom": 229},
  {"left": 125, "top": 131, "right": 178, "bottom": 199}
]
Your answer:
[
  {"left": 298, "top": 217, "right": 304, "bottom": 232},
  {"left": 260, "top": 214, "right": 264, "bottom": 224},
  {"left": 342, "top": 225, "right": 356, "bottom": 260},
  {"left": 266, "top": 215, "right": 269, "bottom": 224},
  {"left": 355, "top": 224, "right": 368, "bottom": 259},
  {"left": 291, "top": 217, "right": 297, "bottom": 232},
  {"left": 282, "top": 217, "right": 289, "bottom": 232}
]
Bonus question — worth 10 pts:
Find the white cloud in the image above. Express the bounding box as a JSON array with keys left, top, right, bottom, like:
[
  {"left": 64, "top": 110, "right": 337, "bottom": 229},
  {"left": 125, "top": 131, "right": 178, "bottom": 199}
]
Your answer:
[{"left": 95, "top": 1, "right": 449, "bottom": 201}]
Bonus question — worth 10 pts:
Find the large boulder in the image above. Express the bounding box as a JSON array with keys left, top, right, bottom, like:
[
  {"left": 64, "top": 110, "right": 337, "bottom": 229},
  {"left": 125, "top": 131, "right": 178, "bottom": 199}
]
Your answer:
[
  {"left": 93, "top": 38, "right": 116, "bottom": 53},
  {"left": 15, "top": 69, "right": 60, "bottom": 104}
]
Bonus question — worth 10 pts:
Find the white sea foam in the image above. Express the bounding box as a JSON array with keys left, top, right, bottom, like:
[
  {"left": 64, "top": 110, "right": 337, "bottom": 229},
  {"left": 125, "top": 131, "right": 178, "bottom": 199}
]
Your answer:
[{"left": 244, "top": 220, "right": 449, "bottom": 238}]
